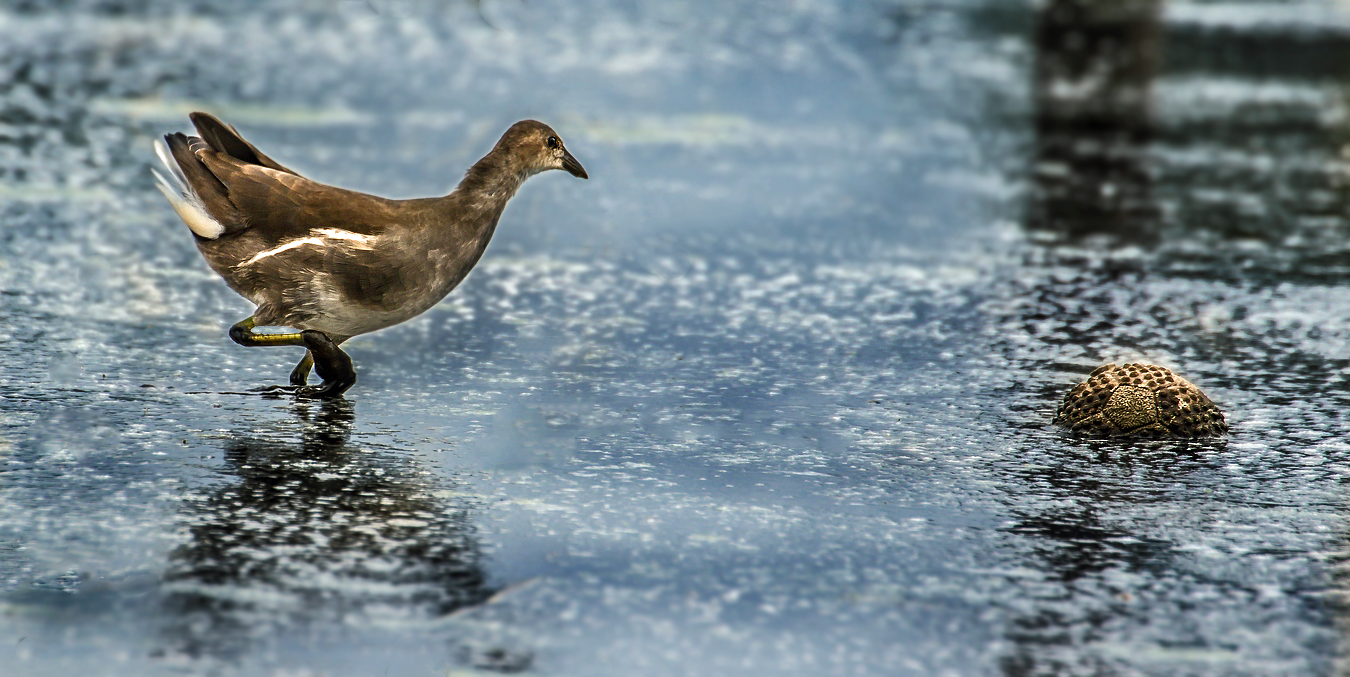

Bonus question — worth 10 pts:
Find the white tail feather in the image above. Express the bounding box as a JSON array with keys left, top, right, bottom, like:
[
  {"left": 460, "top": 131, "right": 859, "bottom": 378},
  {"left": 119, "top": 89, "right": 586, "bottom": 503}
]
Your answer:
[
  {"left": 152, "top": 139, "right": 225, "bottom": 239},
  {"left": 153, "top": 138, "right": 189, "bottom": 188}
]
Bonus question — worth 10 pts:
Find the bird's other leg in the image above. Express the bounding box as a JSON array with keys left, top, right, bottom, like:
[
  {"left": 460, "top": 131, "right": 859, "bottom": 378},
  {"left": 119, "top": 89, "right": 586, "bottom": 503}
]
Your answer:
[
  {"left": 229, "top": 316, "right": 307, "bottom": 347},
  {"left": 290, "top": 351, "right": 314, "bottom": 386},
  {"left": 296, "top": 330, "right": 355, "bottom": 399}
]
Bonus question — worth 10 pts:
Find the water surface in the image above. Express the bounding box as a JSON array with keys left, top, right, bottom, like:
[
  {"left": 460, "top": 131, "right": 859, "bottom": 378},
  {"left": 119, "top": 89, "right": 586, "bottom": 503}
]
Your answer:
[{"left": 2, "top": 0, "right": 1349, "bottom": 674}]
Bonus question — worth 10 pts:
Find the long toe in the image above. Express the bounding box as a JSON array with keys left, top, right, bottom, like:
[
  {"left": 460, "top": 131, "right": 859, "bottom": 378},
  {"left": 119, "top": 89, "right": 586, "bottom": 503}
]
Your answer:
[{"left": 250, "top": 384, "right": 300, "bottom": 399}]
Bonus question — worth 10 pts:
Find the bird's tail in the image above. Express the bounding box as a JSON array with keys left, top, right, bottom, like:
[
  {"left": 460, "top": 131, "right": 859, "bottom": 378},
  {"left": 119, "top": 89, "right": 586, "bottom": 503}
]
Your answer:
[{"left": 152, "top": 134, "right": 226, "bottom": 240}]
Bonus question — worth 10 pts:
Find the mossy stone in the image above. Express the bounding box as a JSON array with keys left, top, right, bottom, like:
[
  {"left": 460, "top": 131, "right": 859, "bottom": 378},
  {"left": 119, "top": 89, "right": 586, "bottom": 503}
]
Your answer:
[{"left": 1053, "top": 363, "right": 1227, "bottom": 438}]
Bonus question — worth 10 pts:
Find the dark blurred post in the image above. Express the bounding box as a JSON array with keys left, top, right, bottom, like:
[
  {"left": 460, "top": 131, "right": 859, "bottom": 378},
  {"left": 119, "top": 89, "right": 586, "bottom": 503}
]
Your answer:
[
  {"left": 1029, "top": 0, "right": 1162, "bottom": 247},
  {"left": 997, "top": 5, "right": 1167, "bottom": 674}
]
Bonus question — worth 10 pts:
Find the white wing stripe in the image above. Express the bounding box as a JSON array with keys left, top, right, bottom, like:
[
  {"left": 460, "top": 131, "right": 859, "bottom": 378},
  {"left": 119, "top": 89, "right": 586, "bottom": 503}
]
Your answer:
[
  {"left": 314, "top": 228, "right": 375, "bottom": 244},
  {"left": 239, "top": 230, "right": 377, "bottom": 267}
]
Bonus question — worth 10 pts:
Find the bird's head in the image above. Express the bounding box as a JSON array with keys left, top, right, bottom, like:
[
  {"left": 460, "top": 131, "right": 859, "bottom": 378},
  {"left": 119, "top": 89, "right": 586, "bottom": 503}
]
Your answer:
[{"left": 497, "top": 120, "right": 588, "bottom": 179}]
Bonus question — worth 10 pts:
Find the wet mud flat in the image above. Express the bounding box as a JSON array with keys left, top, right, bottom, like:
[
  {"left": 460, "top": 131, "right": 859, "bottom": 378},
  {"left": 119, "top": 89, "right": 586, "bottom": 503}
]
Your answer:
[{"left": 3, "top": 1, "right": 1350, "bottom": 675}]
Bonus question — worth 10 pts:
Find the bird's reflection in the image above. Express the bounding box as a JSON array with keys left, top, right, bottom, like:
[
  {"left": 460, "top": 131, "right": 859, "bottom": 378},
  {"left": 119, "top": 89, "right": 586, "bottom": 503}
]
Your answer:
[{"left": 160, "top": 400, "right": 492, "bottom": 661}]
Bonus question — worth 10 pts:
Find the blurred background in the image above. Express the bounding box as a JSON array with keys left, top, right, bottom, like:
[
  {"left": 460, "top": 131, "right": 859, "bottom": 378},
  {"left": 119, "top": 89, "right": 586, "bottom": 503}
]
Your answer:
[{"left": 2, "top": 0, "right": 1350, "bottom": 674}]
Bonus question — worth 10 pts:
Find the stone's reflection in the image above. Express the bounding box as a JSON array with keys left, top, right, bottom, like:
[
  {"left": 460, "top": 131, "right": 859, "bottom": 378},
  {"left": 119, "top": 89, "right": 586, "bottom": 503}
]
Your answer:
[
  {"left": 1007, "top": 508, "right": 1170, "bottom": 585},
  {"left": 161, "top": 400, "right": 492, "bottom": 660},
  {"left": 994, "top": 446, "right": 1214, "bottom": 677},
  {"left": 1029, "top": 0, "right": 1160, "bottom": 247}
]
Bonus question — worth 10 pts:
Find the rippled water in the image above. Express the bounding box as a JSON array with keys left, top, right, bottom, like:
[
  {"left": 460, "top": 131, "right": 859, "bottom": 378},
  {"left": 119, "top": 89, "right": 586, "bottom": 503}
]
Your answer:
[{"left": 3, "top": 0, "right": 1350, "bottom": 675}]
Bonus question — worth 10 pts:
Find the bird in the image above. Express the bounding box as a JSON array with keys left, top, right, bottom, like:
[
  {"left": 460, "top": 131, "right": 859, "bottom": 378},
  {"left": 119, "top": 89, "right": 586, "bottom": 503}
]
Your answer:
[{"left": 153, "top": 112, "right": 588, "bottom": 398}]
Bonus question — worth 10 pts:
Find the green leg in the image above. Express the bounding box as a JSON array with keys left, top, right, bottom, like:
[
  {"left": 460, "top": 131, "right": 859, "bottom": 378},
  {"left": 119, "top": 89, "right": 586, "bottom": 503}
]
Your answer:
[
  {"left": 229, "top": 317, "right": 306, "bottom": 347},
  {"left": 229, "top": 317, "right": 354, "bottom": 399}
]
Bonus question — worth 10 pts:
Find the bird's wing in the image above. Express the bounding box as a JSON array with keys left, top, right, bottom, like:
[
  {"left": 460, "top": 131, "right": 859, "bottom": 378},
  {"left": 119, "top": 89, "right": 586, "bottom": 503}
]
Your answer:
[
  {"left": 189, "top": 111, "right": 298, "bottom": 175},
  {"left": 195, "top": 150, "right": 399, "bottom": 242},
  {"left": 165, "top": 112, "right": 402, "bottom": 242}
]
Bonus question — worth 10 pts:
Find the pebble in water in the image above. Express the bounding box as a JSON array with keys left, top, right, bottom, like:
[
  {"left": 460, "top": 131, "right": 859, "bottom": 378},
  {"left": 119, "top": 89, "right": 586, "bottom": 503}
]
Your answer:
[{"left": 1053, "top": 363, "right": 1228, "bottom": 438}]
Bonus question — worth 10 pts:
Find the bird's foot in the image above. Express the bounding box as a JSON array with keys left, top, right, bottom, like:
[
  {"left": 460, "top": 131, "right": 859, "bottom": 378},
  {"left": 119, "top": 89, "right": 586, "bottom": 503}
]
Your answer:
[
  {"left": 293, "top": 380, "right": 353, "bottom": 400},
  {"left": 301, "top": 330, "right": 356, "bottom": 399}
]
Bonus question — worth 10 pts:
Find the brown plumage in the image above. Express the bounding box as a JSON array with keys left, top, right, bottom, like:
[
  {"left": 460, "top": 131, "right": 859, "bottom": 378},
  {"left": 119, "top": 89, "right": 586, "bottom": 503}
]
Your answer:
[{"left": 154, "top": 112, "right": 587, "bottom": 398}]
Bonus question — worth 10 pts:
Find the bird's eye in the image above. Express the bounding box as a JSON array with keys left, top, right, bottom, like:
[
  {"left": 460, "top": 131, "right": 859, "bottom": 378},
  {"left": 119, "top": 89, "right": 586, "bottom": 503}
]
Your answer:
[{"left": 546, "top": 136, "right": 560, "bottom": 149}]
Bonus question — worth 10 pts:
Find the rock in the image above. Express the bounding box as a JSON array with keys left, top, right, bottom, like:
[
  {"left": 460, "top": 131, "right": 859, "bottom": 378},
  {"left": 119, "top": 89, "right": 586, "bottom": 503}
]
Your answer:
[{"left": 1053, "top": 363, "right": 1227, "bottom": 438}]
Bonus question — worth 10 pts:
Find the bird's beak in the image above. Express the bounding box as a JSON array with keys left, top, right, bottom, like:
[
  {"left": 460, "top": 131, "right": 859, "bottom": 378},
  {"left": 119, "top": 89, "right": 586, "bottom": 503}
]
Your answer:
[{"left": 561, "top": 149, "right": 588, "bottom": 179}]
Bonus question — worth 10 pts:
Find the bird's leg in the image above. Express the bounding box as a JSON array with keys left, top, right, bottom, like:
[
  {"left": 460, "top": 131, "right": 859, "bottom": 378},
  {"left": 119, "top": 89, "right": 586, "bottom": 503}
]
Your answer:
[
  {"left": 229, "top": 318, "right": 337, "bottom": 397},
  {"left": 289, "top": 351, "right": 314, "bottom": 386},
  {"left": 295, "top": 330, "right": 356, "bottom": 399},
  {"left": 229, "top": 316, "right": 307, "bottom": 347}
]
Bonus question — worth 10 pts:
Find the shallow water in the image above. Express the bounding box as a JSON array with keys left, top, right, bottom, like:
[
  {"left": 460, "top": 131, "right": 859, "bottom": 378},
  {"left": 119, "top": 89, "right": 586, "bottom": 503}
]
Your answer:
[{"left": 2, "top": 0, "right": 1350, "bottom": 674}]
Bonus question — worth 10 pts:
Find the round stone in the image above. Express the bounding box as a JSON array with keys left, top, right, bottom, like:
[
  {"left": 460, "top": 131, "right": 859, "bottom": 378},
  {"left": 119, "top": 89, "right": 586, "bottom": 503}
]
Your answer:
[{"left": 1053, "top": 363, "right": 1228, "bottom": 438}]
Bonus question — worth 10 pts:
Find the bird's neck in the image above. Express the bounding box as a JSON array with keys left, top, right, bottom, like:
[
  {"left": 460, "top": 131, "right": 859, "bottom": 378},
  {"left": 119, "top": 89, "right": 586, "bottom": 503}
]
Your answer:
[{"left": 453, "top": 148, "right": 531, "bottom": 209}]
